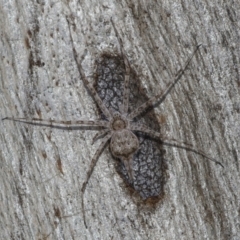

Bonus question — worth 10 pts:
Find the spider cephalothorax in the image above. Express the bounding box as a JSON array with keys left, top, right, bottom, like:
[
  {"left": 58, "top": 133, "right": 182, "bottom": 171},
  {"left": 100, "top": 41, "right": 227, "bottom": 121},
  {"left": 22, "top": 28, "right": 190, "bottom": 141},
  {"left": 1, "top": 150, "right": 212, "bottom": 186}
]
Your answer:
[{"left": 109, "top": 112, "right": 128, "bottom": 131}]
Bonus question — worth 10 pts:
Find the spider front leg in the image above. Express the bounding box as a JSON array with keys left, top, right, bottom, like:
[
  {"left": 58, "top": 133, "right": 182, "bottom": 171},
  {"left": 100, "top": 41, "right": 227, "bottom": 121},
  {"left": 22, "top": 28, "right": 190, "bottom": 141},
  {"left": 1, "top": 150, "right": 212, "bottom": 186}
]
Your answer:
[
  {"left": 131, "top": 123, "right": 223, "bottom": 167},
  {"left": 111, "top": 19, "right": 131, "bottom": 114},
  {"left": 67, "top": 18, "right": 112, "bottom": 120},
  {"left": 128, "top": 44, "right": 202, "bottom": 120}
]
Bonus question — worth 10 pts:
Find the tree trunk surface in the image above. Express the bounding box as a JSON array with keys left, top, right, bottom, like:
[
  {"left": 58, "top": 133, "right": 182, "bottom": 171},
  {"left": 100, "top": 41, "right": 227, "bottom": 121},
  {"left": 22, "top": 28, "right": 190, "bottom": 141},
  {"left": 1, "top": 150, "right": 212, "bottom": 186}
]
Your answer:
[{"left": 0, "top": 0, "right": 239, "bottom": 239}]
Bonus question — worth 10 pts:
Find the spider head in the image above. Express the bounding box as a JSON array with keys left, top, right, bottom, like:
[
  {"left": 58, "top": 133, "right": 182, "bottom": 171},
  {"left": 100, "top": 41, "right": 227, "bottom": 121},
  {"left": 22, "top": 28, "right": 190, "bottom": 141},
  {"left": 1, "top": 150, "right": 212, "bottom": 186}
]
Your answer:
[{"left": 110, "top": 112, "right": 128, "bottom": 131}]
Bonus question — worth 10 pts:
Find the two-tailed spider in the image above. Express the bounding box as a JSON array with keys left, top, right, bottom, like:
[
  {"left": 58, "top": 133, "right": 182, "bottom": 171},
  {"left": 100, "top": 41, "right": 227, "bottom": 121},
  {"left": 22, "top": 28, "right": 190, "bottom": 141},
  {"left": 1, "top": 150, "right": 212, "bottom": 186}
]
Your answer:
[{"left": 3, "top": 19, "right": 222, "bottom": 227}]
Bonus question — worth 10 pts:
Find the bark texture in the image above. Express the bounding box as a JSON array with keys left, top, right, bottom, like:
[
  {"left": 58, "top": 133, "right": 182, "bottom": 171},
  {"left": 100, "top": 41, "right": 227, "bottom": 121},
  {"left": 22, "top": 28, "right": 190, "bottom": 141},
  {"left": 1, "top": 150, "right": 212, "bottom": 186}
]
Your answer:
[{"left": 0, "top": 0, "right": 239, "bottom": 239}]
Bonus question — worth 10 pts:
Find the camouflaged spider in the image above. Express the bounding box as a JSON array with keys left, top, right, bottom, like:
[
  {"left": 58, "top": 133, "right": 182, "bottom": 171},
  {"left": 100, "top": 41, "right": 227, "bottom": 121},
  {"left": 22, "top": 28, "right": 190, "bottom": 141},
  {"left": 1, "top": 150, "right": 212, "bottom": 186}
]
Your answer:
[{"left": 3, "top": 19, "right": 223, "bottom": 227}]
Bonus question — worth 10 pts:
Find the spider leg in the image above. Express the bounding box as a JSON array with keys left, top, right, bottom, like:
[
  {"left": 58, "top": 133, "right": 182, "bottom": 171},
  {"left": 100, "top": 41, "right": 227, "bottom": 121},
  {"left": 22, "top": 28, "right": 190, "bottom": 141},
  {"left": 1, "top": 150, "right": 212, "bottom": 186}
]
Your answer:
[
  {"left": 128, "top": 45, "right": 202, "bottom": 119},
  {"left": 111, "top": 18, "right": 130, "bottom": 114},
  {"left": 2, "top": 117, "right": 108, "bottom": 128},
  {"left": 91, "top": 129, "right": 110, "bottom": 145},
  {"left": 81, "top": 132, "right": 112, "bottom": 228},
  {"left": 131, "top": 123, "right": 223, "bottom": 167},
  {"left": 66, "top": 19, "right": 112, "bottom": 120}
]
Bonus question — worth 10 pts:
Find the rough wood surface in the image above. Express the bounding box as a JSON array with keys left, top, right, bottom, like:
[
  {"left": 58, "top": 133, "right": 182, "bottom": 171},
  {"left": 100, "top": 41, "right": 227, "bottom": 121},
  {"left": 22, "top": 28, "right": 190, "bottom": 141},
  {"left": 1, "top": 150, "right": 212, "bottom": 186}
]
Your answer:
[{"left": 1, "top": 0, "right": 239, "bottom": 239}]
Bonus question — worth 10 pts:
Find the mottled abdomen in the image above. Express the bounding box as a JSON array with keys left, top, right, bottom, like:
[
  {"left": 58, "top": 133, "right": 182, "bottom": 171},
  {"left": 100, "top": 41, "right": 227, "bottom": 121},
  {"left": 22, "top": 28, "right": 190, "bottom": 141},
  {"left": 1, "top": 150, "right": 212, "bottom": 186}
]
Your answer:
[{"left": 110, "top": 129, "right": 139, "bottom": 159}]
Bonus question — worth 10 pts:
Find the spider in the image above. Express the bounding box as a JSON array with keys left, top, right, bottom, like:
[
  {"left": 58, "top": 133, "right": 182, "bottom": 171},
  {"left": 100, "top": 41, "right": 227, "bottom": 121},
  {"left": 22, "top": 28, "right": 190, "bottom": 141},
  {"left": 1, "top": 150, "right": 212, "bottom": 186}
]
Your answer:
[{"left": 3, "top": 19, "right": 222, "bottom": 227}]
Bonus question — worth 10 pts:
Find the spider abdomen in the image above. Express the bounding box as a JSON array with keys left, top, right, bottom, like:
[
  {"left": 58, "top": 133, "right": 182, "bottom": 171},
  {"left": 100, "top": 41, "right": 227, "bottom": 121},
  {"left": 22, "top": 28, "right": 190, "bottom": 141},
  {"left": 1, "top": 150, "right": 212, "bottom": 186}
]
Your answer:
[{"left": 110, "top": 129, "right": 139, "bottom": 159}]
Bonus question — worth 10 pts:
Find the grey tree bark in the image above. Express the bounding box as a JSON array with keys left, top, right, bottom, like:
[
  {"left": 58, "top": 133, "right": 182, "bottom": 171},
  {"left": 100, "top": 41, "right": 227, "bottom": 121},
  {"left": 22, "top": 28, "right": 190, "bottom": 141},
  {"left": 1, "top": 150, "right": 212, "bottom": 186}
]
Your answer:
[{"left": 0, "top": 0, "right": 239, "bottom": 239}]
